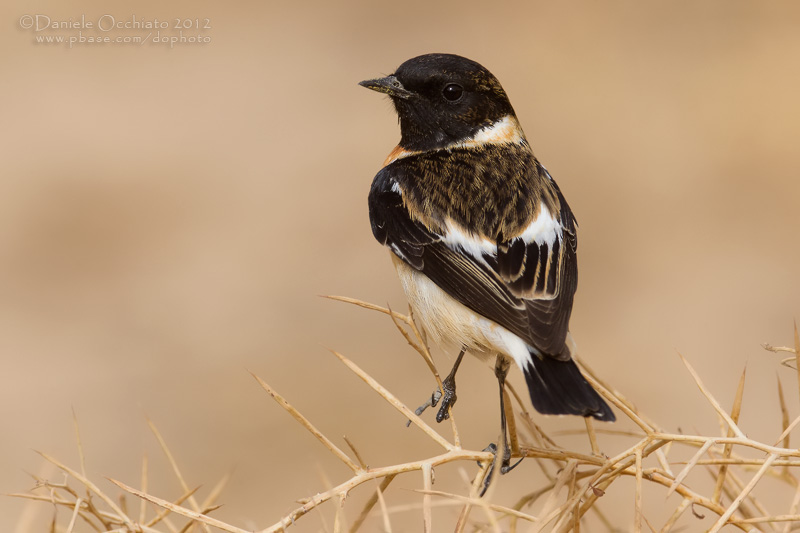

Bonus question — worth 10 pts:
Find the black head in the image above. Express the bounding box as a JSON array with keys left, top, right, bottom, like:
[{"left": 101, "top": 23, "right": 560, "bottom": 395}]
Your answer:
[{"left": 360, "top": 54, "right": 517, "bottom": 151}]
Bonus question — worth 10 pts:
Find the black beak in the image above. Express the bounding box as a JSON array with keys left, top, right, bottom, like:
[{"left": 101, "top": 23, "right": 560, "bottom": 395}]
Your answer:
[{"left": 358, "top": 75, "right": 413, "bottom": 99}]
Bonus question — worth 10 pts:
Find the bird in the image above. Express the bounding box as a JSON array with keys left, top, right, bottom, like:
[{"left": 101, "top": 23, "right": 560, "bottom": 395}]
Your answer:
[{"left": 360, "top": 53, "right": 614, "bottom": 474}]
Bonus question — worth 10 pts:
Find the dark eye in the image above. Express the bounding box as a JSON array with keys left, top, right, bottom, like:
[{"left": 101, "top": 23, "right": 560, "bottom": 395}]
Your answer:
[{"left": 442, "top": 83, "right": 463, "bottom": 102}]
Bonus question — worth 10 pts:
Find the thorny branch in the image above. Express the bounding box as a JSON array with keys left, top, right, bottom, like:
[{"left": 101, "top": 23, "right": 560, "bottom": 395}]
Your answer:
[{"left": 11, "top": 302, "right": 800, "bottom": 532}]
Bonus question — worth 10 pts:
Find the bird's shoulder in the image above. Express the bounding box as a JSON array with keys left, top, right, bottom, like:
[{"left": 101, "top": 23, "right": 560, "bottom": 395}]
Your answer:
[{"left": 371, "top": 143, "right": 569, "bottom": 242}]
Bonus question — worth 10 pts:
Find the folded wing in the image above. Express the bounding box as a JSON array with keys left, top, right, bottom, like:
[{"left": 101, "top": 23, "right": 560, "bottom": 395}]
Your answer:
[{"left": 369, "top": 166, "right": 578, "bottom": 358}]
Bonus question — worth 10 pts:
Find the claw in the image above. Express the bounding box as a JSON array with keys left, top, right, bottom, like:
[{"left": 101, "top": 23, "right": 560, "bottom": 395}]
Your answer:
[
  {"left": 501, "top": 454, "right": 524, "bottom": 474},
  {"left": 478, "top": 440, "right": 523, "bottom": 496},
  {"left": 430, "top": 387, "right": 442, "bottom": 408},
  {"left": 406, "top": 388, "right": 443, "bottom": 427}
]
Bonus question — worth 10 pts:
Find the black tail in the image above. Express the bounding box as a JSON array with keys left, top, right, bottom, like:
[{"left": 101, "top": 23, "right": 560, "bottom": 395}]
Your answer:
[{"left": 523, "top": 354, "right": 615, "bottom": 422}]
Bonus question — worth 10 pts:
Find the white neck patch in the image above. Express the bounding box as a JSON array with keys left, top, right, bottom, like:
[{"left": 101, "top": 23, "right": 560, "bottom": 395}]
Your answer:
[
  {"left": 382, "top": 115, "right": 526, "bottom": 167},
  {"left": 449, "top": 115, "right": 526, "bottom": 150}
]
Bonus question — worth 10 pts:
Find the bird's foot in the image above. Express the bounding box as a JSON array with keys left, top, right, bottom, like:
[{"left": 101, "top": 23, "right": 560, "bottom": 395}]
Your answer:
[
  {"left": 434, "top": 373, "right": 457, "bottom": 423},
  {"left": 406, "top": 373, "right": 458, "bottom": 426},
  {"left": 478, "top": 442, "right": 524, "bottom": 496},
  {"left": 406, "top": 388, "right": 443, "bottom": 427}
]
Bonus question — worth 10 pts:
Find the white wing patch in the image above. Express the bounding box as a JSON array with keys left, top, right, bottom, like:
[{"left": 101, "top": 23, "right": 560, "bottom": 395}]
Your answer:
[
  {"left": 499, "top": 203, "right": 565, "bottom": 300},
  {"left": 442, "top": 218, "right": 497, "bottom": 262},
  {"left": 520, "top": 204, "right": 562, "bottom": 246}
]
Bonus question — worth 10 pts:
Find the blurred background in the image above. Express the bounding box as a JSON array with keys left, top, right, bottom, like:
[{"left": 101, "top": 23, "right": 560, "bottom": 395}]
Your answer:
[{"left": 2, "top": 0, "right": 799, "bottom": 530}]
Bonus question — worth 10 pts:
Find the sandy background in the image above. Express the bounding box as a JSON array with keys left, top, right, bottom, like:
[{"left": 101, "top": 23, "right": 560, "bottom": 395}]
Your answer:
[{"left": 2, "top": 0, "right": 799, "bottom": 530}]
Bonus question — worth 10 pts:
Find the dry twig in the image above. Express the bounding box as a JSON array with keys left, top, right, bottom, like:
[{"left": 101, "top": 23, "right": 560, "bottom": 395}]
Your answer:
[{"left": 12, "top": 298, "right": 800, "bottom": 532}]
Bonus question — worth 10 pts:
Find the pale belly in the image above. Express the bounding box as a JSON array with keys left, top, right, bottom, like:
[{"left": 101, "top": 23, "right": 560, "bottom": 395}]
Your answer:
[{"left": 391, "top": 255, "right": 533, "bottom": 370}]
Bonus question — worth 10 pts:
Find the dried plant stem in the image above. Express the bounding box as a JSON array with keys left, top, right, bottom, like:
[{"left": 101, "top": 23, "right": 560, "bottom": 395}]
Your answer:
[
  {"left": 140, "top": 453, "right": 149, "bottom": 525},
  {"left": 420, "top": 489, "right": 537, "bottom": 523},
  {"left": 34, "top": 450, "right": 135, "bottom": 531},
  {"left": 584, "top": 417, "right": 600, "bottom": 457},
  {"left": 16, "top": 297, "right": 800, "bottom": 532},
  {"left": 324, "top": 295, "right": 461, "bottom": 446},
  {"left": 678, "top": 353, "right": 747, "bottom": 440},
  {"left": 144, "top": 487, "right": 202, "bottom": 529},
  {"left": 634, "top": 448, "right": 643, "bottom": 533},
  {"left": 329, "top": 349, "right": 453, "bottom": 450},
  {"left": 348, "top": 475, "right": 396, "bottom": 533},
  {"left": 777, "top": 376, "right": 791, "bottom": 451},
  {"left": 422, "top": 463, "right": 433, "bottom": 532},
  {"left": 65, "top": 496, "right": 82, "bottom": 533},
  {"left": 109, "top": 479, "right": 249, "bottom": 533},
  {"left": 709, "top": 454, "right": 780, "bottom": 532},
  {"left": 251, "top": 372, "right": 361, "bottom": 472},
  {"left": 795, "top": 320, "right": 800, "bottom": 407},
  {"left": 454, "top": 458, "right": 493, "bottom": 533},
  {"left": 260, "top": 448, "right": 492, "bottom": 532},
  {"left": 146, "top": 418, "right": 212, "bottom": 533},
  {"left": 782, "top": 483, "right": 800, "bottom": 533},
  {"left": 661, "top": 498, "right": 691, "bottom": 532},
  {"left": 713, "top": 368, "right": 747, "bottom": 505}
]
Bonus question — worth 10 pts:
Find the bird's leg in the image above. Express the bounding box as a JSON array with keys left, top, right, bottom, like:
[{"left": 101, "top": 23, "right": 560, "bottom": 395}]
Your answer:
[
  {"left": 495, "top": 356, "right": 524, "bottom": 474},
  {"left": 435, "top": 347, "right": 466, "bottom": 423},
  {"left": 408, "top": 347, "right": 466, "bottom": 424},
  {"left": 480, "top": 356, "right": 523, "bottom": 495}
]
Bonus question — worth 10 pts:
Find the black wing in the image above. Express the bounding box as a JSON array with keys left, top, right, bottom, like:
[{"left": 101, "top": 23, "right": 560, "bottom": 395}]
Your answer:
[
  {"left": 369, "top": 167, "right": 578, "bottom": 358},
  {"left": 496, "top": 171, "right": 578, "bottom": 355}
]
